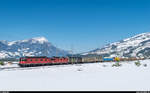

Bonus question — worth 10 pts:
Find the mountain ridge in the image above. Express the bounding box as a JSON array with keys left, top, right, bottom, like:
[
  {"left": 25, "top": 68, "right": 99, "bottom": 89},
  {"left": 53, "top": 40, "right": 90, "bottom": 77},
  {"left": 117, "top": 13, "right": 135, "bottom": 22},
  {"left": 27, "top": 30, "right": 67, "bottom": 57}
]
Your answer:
[{"left": 0, "top": 37, "right": 69, "bottom": 59}]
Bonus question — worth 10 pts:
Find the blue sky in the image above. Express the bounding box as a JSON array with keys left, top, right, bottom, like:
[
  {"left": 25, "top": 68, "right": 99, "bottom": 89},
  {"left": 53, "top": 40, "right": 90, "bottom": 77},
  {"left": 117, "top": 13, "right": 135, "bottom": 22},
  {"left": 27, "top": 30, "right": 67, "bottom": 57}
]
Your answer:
[{"left": 0, "top": 0, "right": 150, "bottom": 53}]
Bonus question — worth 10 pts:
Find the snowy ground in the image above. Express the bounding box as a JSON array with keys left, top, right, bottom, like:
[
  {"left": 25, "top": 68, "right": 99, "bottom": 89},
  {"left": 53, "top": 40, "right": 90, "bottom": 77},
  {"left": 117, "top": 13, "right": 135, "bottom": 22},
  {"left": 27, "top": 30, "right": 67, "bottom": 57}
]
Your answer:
[{"left": 0, "top": 60, "right": 150, "bottom": 91}]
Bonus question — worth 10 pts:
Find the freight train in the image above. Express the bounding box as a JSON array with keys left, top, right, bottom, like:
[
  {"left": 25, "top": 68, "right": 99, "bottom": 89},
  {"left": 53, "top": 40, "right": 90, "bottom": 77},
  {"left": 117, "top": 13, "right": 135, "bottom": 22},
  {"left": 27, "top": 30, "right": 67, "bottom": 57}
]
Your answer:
[{"left": 18, "top": 56, "right": 145, "bottom": 67}]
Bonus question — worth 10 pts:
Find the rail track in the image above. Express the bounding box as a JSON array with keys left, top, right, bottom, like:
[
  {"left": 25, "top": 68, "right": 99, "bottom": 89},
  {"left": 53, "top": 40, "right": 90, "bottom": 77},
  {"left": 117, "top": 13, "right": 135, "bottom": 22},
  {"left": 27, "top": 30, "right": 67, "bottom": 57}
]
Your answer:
[
  {"left": 0, "top": 60, "right": 140, "bottom": 71},
  {"left": 0, "top": 63, "right": 84, "bottom": 71},
  {"left": 0, "top": 66, "right": 40, "bottom": 71}
]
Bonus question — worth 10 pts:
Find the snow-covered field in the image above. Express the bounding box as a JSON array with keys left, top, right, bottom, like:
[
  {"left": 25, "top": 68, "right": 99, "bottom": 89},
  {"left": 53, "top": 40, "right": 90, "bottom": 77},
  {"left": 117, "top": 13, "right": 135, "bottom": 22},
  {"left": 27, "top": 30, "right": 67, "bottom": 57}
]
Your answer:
[{"left": 0, "top": 60, "right": 150, "bottom": 91}]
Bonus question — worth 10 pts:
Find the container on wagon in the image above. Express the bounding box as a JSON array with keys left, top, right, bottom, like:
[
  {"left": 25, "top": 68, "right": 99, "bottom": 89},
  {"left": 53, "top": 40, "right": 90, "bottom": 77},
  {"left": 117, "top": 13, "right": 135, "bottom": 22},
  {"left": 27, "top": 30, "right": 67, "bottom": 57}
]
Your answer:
[
  {"left": 103, "top": 57, "right": 114, "bottom": 62},
  {"left": 114, "top": 57, "right": 120, "bottom": 62}
]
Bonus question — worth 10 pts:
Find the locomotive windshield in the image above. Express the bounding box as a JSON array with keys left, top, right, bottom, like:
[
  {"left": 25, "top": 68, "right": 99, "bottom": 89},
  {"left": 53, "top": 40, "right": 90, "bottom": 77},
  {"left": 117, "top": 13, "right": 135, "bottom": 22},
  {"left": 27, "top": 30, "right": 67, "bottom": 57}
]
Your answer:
[{"left": 20, "top": 58, "right": 27, "bottom": 61}]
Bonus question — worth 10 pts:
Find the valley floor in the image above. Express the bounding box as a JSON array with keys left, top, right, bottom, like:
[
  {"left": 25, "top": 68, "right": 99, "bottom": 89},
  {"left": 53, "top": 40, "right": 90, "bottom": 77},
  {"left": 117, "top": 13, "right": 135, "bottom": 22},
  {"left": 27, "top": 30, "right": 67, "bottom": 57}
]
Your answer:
[{"left": 0, "top": 60, "right": 150, "bottom": 91}]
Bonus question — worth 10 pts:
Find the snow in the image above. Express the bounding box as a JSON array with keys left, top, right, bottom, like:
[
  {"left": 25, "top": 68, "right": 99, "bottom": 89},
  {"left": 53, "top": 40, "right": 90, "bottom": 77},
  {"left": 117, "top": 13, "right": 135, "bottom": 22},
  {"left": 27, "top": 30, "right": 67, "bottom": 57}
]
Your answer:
[
  {"left": 0, "top": 59, "right": 150, "bottom": 91},
  {"left": 32, "top": 37, "right": 48, "bottom": 44},
  {"left": 8, "top": 41, "right": 17, "bottom": 46},
  {"left": 8, "top": 37, "right": 48, "bottom": 46},
  {"left": 0, "top": 52, "right": 10, "bottom": 58}
]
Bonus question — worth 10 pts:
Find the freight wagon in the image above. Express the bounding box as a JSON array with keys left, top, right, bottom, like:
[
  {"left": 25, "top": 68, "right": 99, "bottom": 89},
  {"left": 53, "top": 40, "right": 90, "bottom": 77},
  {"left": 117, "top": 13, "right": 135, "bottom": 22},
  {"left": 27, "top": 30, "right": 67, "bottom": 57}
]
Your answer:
[
  {"left": 82, "top": 56, "right": 103, "bottom": 63},
  {"left": 69, "top": 57, "right": 82, "bottom": 64}
]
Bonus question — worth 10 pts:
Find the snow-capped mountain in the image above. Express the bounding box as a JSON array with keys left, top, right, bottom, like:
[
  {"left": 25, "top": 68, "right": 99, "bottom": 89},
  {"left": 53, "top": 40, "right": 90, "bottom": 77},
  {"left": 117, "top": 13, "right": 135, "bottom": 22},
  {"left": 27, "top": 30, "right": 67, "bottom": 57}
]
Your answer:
[
  {"left": 82, "top": 32, "right": 150, "bottom": 58},
  {"left": 0, "top": 37, "right": 69, "bottom": 59}
]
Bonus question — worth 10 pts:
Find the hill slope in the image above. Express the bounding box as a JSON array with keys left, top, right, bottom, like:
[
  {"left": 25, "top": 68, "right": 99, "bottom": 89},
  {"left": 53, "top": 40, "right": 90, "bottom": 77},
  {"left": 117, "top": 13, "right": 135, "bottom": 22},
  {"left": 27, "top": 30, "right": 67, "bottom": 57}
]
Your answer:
[{"left": 82, "top": 32, "right": 150, "bottom": 58}]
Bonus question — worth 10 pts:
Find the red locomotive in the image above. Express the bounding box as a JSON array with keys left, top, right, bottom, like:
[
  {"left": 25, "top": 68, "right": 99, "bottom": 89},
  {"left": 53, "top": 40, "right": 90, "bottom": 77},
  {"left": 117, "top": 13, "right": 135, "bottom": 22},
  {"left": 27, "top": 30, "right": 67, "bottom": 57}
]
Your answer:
[{"left": 19, "top": 56, "right": 69, "bottom": 67}]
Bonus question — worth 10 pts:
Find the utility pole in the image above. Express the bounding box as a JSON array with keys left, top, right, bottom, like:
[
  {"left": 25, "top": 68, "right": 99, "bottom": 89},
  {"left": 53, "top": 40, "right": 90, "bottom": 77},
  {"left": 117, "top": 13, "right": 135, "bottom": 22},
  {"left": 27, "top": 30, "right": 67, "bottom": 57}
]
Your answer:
[
  {"left": 21, "top": 44, "right": 24, "bottom": 57},
  {"left": 70, "top": 44, "right": 74, "bottom": 64},
  {"left": 44, "top": 44, "right": 48, "bottom": 57},
  {"left": 55, "top": 45, "right": 58, "bottom": 57},
  {"left": 71, "top": 44, "right": 74, "bottom": 56}
]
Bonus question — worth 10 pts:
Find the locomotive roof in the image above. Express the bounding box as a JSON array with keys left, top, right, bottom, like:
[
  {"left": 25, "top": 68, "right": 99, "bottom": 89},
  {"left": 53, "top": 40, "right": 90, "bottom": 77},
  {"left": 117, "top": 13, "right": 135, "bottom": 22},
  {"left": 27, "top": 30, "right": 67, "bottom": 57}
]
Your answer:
[
  {"left": 20, "top": 56, "right": 68, "bottom": 59},
  {"left": 21, "top": 56, "right": 48, "bottom": 58}
]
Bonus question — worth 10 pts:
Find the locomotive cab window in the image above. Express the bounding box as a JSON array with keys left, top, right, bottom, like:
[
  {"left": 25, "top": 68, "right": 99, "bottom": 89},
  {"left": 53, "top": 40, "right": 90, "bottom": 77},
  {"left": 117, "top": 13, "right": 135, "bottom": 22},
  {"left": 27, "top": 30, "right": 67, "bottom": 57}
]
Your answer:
[
  {"left": 21, "top": 59, "right": 27, "bottom": 61},
  {"left": 51, "top": 58, "right": 55, "bottom": 61}
]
